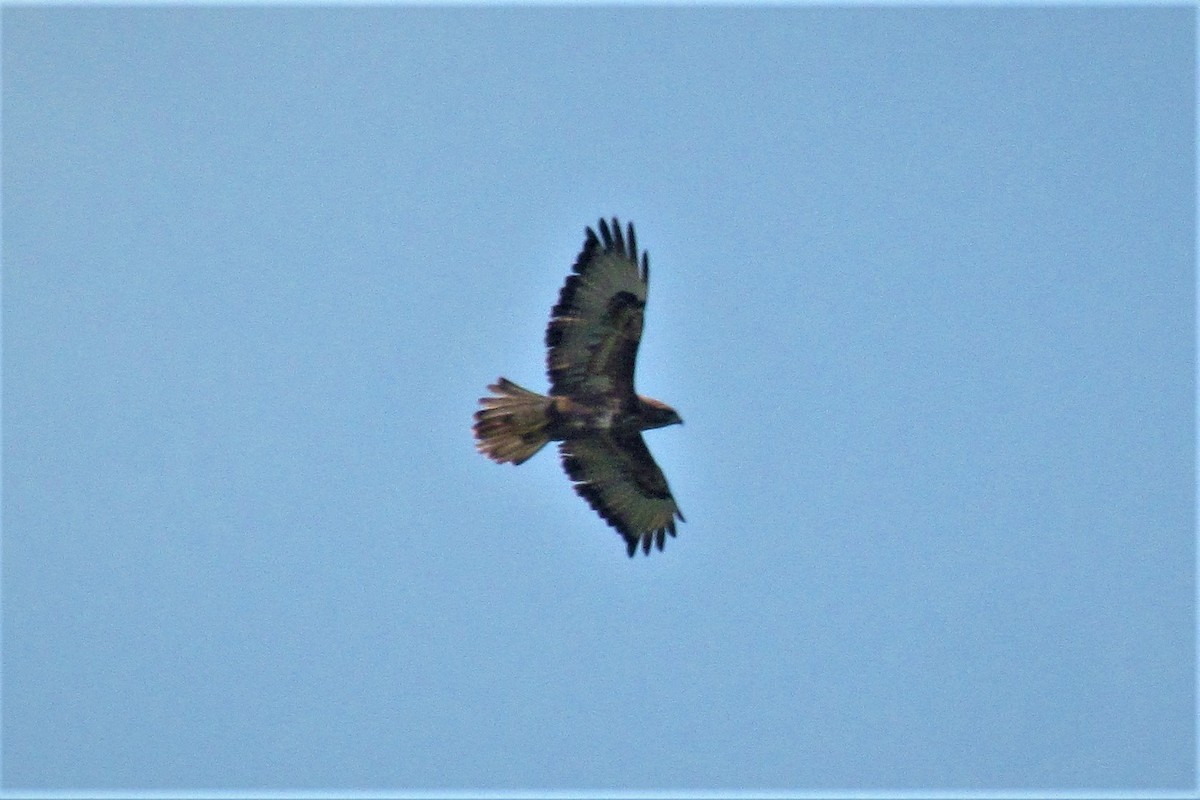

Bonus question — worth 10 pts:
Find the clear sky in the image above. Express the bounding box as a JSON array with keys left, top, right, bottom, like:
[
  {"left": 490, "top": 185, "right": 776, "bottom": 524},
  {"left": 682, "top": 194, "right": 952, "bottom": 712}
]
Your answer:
[{"left": 2, "top": 5, "right": 1194, "bottom": 795}]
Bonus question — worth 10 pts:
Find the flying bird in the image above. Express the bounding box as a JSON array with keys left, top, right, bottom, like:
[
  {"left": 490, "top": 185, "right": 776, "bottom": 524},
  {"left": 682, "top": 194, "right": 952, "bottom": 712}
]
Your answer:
[{"left": 473, "top": 217, "right": 685, "bottom": 556}]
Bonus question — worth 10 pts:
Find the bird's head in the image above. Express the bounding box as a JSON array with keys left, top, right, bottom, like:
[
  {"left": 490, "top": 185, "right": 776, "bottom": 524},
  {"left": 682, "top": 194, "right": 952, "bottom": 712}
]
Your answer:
[{"left": 637, "top": 396, "right": 683, "bottom": 430}]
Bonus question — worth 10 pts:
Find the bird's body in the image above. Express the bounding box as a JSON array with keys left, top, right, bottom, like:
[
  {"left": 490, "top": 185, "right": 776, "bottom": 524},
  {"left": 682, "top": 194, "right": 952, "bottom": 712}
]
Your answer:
[
  {"left": 473, "top": 218, "right": 684, "bottom": 556},
  {"left": 551, "top": 394, "right": 679, "bottom": 439}
]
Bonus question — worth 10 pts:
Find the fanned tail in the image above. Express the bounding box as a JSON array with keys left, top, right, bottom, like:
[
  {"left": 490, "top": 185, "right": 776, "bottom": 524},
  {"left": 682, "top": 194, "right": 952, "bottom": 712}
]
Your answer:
[{"left": 473, "top": 378, "right": 552, "bottom": 465}]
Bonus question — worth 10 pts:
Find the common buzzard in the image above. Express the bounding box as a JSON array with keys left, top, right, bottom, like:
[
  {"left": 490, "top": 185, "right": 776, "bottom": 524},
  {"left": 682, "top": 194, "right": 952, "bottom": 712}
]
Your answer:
[{"left": 473, "top": 218, "right": 685, "bottom": 556}]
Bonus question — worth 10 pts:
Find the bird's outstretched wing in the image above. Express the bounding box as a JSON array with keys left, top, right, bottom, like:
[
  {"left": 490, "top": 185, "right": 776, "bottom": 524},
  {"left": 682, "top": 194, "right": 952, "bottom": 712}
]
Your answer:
[
  {"left": 559, "top": 432, "right": 685, "bottom": 556},
  {"left": 545, "top": 218, "right": 648, "bottom": 403}
]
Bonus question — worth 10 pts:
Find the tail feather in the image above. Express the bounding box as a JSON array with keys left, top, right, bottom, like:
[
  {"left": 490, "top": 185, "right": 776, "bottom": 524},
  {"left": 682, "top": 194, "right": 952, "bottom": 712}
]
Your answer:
[{"left": 473, "top": 378, "right": 552, "bottom": 465}]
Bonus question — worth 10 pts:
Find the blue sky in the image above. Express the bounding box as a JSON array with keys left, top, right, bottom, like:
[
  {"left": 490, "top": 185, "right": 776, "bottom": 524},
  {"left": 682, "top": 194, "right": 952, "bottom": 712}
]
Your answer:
[{"left": 2, "top": 5, "right": 1194, "bottom": 795}]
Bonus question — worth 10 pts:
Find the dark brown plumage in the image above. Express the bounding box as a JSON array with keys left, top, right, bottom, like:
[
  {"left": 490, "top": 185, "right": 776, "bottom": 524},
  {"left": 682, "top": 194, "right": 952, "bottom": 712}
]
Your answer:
[{"left": 474, "top": 218, "right": 685, "bottom": 556}]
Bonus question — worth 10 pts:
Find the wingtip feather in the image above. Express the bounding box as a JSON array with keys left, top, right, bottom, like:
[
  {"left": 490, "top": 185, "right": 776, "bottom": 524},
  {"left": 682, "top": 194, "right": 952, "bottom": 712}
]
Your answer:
[{"left": 598, "top": 217, "right": 612, "bottom": 248}]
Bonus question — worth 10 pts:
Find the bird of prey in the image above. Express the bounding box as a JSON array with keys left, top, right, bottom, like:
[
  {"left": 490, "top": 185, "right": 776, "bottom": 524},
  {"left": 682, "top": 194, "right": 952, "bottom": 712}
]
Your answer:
[{"left": 473, "top": 217, "right": 685, "bottom": 556}]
